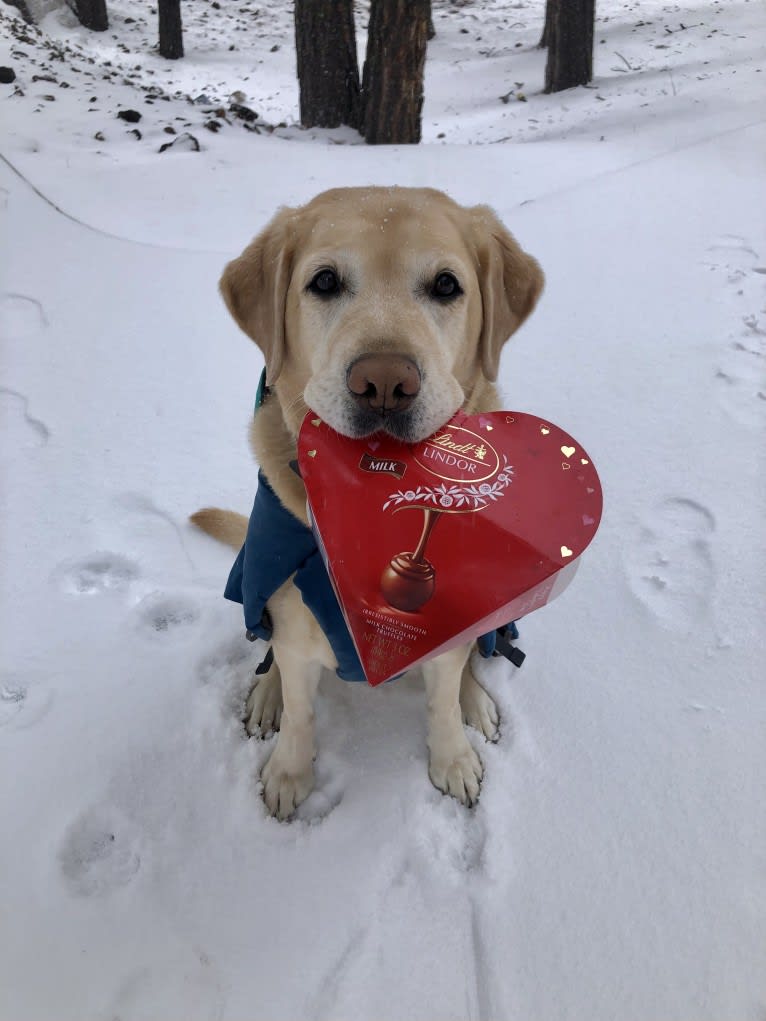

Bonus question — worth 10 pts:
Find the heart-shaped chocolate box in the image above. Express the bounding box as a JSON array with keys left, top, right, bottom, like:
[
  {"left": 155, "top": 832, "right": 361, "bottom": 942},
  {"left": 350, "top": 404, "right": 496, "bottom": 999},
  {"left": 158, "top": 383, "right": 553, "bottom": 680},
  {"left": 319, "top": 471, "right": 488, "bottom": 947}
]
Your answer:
[{"left": 298, "top": 410, "right": 602, "bottom": 686}]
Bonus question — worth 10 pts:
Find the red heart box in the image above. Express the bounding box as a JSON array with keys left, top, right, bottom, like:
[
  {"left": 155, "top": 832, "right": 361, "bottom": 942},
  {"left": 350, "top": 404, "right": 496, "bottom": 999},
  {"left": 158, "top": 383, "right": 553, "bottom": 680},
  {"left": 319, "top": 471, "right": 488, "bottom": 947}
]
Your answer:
[{"left": 298, "top": 410, "right": 602, "bottom": 686}]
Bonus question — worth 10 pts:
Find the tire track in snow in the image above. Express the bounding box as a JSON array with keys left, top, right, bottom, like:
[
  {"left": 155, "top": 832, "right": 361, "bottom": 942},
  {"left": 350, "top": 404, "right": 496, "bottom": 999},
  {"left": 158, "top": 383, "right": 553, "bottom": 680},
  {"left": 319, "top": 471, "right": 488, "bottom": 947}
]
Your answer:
[
  {"left": 309, "top": 922, "right": 372, "bottom": 1021},
  {"left": 461, "top": 813, "right": 499, "bottom": 1021},
  {"left": 100, "top": 951, "right": 226, "bottom": 1021},
  {"left": 306, "top": 850, "right": 416, "bottom": 1021},
  {"left": 469, "top": 901, "right": 496, "bottom": 1021},
  {"left": 401, "top": 786, "right": 500, "bottom": 1019},
  {"left": 515, "top": 117, "right": 766, "bottom": 210},
  {"left": 306, "top": 807, "right": 495, "bottom": 1020},
  {"left": 0, "top": 386, "right": 50, "bottom": 445},
  {"left": 4, "top": 119, "right": 765, "bottom": 254},
  {"left": 116, "top": 491, "right": 197, "bottom": 572},
  {"left": 0, "top": 150, "right": 229, "bottom": 255}
]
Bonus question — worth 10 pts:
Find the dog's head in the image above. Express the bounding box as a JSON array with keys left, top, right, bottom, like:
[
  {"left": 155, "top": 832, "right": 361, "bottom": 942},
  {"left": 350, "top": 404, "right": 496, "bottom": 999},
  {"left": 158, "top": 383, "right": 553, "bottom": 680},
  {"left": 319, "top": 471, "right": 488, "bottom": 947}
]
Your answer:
[{"left": 220, "top": 186, "right": 543, "bottom": 442}]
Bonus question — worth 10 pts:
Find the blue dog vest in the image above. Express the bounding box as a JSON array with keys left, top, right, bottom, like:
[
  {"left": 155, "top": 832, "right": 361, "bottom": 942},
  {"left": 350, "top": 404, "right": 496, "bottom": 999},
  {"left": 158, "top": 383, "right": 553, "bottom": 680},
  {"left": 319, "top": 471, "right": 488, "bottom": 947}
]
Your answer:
[{"left": 225, "top": 471, "right": 369, "bottom": 681}]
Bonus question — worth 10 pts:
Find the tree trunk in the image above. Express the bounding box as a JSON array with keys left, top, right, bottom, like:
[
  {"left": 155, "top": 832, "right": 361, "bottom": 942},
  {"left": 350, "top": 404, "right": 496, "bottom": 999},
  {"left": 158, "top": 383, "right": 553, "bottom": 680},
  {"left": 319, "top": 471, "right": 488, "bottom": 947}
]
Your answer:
[
  {"left": 538, "top": 0, "right": 554, "bottom": 47},
  {"left": 5, "top": 0, "right": 33, "bottom": 25},
  {"left": 294, "top": 0, "right": 360, "bottom": 129},
  {"left": 544, "top": 0, "right": 594, "bottom": 93},
  {"left": 73, "top": 0, "right": 108, "bottom": 31},
  {"left": 158, "top": 0, "right": 183, "bottom": 60},
  {"left": 363, "top": 0, "right": 429, "bottom": 145}
]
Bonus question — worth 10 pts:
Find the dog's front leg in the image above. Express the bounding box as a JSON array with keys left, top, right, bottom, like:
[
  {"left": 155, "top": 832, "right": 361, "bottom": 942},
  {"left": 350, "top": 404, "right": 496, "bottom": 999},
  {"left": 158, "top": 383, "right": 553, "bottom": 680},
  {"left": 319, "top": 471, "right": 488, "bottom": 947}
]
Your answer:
[
  {"left": 422, "top": 644, "right": 483, "bottom": 806},
  {"left": 244, "top": 656, "right": 283, "bottom": 737},
  {"left": 260, "top": 643, "right": 320, "bottom": 820},
  {"left": 459, "top": 656, "right": 500, "bottom": 742}
]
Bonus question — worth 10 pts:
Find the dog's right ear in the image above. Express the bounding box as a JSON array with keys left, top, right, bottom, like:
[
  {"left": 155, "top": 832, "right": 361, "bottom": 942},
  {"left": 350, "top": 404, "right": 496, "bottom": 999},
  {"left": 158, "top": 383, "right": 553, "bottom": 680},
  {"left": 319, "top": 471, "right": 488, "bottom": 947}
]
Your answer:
[
  {"left": 467, "top": 205, "right": 544, "bottom": 382},
  {"left": 219, "top": 207, "right": 297, "bottom": 384}
]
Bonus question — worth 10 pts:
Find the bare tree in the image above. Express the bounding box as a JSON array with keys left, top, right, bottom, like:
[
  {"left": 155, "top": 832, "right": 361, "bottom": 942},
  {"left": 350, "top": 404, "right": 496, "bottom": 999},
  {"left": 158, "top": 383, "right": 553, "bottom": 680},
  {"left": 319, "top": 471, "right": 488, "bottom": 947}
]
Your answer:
[
  {"left": 544, "top": 0, "right": 595, "bottom": 93},
  {"left": 538, "top": 0, "right": 554, "bottom": 47},
  {"left": 294, "top": 0, "right": 360, "bottom": 129},
  {"left": 5, "top": 0, "right": 33, "bottom": 25},
  {"left": 362, "top": 0, "right": 430, "bottom": 144},
  {"left": 158, "top": 0, "right": 183, "bottom": 59},
  {"left": 70, "top": 0, "right": 108, "bottom": 32}
]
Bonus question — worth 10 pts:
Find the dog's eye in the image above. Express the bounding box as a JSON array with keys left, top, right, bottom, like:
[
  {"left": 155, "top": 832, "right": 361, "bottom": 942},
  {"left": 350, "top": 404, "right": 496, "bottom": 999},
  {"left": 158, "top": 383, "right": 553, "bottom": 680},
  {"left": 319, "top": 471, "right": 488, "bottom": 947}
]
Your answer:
[
  {"left": 308, "top": 269, "right": 341, "bottom": 298},
  {"left": 431, "top": 272, "right": 462, "bottom": 300}
]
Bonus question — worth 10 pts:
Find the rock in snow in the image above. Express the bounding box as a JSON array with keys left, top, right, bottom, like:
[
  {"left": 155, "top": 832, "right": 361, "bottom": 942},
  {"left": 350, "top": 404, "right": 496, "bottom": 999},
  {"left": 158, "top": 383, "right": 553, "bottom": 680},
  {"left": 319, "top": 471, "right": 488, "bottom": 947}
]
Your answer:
[{"left": 158, "top": 131, "right": 200, "bottom": 153}]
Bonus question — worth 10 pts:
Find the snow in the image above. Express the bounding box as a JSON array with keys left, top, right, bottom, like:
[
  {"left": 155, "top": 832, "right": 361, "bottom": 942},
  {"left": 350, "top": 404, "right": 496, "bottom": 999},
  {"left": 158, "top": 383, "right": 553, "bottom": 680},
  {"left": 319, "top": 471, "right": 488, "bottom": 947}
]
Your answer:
[{"left": 1, "top": 1, "right": 765, "bottom": 1018}]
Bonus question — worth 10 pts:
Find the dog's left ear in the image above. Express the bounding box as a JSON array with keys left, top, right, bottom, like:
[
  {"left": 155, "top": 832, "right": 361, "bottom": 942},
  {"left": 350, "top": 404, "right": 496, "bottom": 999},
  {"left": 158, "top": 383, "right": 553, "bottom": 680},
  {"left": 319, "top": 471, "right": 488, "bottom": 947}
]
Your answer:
[
  {"left": 219, "top": 206, "right": 298, "bottom": 384},
  {"left": 469, "top": 206, "right": 544, "bottom": 382}
]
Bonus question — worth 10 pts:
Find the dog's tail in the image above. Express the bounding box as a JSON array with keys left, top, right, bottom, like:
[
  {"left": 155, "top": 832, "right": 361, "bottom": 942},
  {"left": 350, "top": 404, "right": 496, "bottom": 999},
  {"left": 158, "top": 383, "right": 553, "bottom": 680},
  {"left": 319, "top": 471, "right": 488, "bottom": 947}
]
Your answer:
[{"left": 189, "top": 508, "right": 248, "bottom": 550}]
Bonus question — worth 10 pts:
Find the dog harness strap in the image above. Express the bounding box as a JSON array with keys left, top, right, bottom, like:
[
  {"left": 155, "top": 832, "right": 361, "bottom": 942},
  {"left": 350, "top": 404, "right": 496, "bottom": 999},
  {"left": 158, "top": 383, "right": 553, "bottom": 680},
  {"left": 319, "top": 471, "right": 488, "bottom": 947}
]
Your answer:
[
  {"left": 480, "top": 622, "right": 525, "bottom": 668},
  {"left": 476, "top": 621, "right": 521, "bottom": 657}
]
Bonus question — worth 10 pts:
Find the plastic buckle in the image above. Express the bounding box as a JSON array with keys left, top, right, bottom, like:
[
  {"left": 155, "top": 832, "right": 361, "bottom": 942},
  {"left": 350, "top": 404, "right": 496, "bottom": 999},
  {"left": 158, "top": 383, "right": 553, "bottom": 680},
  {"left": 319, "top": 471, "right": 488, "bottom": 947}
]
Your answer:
[{"left": 493, "top": 625, "right": 526, "bottom": 668}]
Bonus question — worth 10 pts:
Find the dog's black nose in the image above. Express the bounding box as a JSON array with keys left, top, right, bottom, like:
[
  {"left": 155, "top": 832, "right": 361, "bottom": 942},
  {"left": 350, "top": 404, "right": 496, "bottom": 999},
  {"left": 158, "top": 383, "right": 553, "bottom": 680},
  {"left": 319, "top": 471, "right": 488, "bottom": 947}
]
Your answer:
[{"left": 346, "top": 354, "right": 421, "bottom": 414}]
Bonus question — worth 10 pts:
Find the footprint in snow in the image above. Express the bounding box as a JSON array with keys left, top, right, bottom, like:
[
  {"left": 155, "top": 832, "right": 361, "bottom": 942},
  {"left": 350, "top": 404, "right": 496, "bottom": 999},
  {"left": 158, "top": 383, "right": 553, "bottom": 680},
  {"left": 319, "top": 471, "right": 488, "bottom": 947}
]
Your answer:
[
  {"left": 623, "top": 497, "right": 715, "bottom": 634},
  {"left": 58, "top": 806, "right": 142, "bottom": 897},
  {"left": 704, "top": 234, "right": 763, "bottom": 288},
  {"left": 293, "top": 752, "right": 346, "bottom": 823},
  {"left": 0, "top": 674, "right": 53, "bottom": 730},
  {"left": 0, "top": 291, "right": 48, "bottom": 339},
  {"left": 704, "top": 235, "right": 766, "bottom": 426},
  {"left": 133, "top": 591, "right": 200, "bottom": 636},
  {"left": 54, "top": 552, "right": 140, "bottom": 595},
  {"left": 400, "top": 779, "right": 489, "bottom": 882},
  {"left": 715, "top": 313, "right": 766, "bottom": 428}
]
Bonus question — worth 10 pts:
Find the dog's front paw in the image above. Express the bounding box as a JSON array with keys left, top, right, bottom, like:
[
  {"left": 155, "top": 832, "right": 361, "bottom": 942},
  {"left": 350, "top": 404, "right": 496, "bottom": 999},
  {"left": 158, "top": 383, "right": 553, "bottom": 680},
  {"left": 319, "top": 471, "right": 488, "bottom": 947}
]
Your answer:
[
  {"left": 261, "top": 749, "right": 314, "bottom": 821},
  {"left": 428, "top": 739, "right": 483, "bottom": 807},
  {"left": 244, "top": 666, "right": 283, "bottom": 737}
]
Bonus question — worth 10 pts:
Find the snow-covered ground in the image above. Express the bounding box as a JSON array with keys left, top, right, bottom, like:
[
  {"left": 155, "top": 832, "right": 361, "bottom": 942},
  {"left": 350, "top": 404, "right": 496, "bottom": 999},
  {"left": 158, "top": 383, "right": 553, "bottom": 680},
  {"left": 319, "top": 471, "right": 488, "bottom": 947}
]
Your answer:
[{"left": 1, "top": 1, "right": 765, "bottom": 1019}]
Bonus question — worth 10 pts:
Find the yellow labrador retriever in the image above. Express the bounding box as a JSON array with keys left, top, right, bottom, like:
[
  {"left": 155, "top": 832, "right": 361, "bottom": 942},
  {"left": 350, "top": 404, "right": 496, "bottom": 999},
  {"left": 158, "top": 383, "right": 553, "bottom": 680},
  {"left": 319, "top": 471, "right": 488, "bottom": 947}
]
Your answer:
[{"left": 193, "top": 186, "right": 543, "bottom": 819}]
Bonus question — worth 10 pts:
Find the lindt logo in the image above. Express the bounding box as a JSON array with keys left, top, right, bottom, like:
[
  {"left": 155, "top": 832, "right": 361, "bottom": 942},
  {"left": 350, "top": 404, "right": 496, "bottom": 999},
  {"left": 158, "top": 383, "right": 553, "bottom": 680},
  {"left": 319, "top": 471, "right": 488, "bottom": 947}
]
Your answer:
[
  {"left": 415, "top": 425, "right": 500, "bottom": 483},
  {"left": 359, "top": 453, "right": 407, "bottom": 479}
]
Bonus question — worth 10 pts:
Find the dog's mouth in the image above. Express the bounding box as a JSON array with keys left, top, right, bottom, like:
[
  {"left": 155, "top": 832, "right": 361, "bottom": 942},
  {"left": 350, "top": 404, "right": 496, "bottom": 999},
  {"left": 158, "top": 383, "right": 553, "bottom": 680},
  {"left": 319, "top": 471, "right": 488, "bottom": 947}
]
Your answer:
[
  {"left": 303, "top": 354, "right": 464, "bottom": 445},
  {"left": 342, "top": 353, "right": 424, "bottom": 441},
  {"left": 345, "top": 405, "right": 427, "bottom": 443}
]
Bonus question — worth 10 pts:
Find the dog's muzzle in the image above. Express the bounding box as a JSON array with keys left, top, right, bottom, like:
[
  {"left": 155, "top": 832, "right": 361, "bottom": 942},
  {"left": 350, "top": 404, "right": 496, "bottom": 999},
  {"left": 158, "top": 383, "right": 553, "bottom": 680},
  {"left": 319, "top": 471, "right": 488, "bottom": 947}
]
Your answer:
[{"left": 346, "top": 354, "right": 421, "bottom": 417}]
